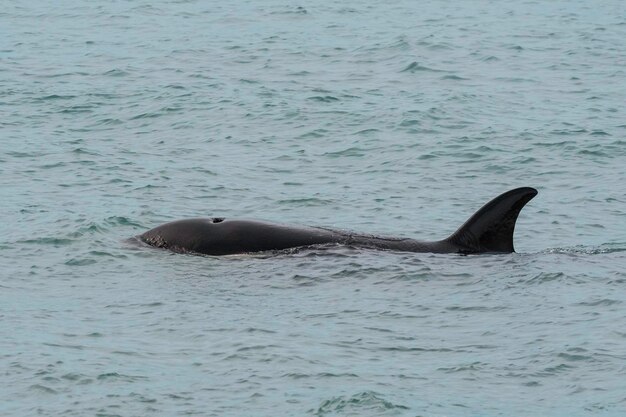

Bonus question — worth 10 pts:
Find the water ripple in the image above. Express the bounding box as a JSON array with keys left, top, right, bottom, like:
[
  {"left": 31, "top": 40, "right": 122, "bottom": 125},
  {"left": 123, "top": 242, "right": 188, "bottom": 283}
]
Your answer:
[{"left": 313, "top": 391, "right": 409, "bottom": 416}]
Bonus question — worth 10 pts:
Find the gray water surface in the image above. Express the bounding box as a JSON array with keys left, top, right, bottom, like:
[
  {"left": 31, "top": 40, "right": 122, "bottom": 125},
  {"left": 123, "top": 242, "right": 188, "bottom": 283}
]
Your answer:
[{"left": 2, "top": 1, "right": 626, "bottom": 416}]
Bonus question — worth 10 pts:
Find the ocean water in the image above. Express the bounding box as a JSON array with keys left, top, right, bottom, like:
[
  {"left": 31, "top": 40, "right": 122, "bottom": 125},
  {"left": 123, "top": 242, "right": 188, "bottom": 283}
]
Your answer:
[{"left": 2, "top": 0, "right": 626, "bottom": 416}]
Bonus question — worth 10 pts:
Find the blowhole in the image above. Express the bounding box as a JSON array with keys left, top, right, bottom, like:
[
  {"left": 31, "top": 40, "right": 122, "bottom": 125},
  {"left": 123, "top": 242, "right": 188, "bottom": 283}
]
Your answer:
[{"left": 212, "top": 217, "right": 225, "bottom": 223}]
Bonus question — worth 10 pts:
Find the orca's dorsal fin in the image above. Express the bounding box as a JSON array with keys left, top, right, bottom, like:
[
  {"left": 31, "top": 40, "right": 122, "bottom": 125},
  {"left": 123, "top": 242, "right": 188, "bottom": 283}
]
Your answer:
[{"left": 445, "top": 187, "right": 538, "bottom": 253}]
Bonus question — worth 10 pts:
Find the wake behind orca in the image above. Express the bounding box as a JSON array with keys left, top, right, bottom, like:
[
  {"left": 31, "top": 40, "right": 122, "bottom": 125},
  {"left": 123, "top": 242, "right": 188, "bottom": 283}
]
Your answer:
[{"left": 139, "top": 187, "right": 537, "bottom": 256}]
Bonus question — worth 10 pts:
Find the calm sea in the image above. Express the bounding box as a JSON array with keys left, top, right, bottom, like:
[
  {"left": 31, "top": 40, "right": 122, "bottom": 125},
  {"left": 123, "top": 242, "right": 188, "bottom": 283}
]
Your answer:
[{"left": 2, "top": 1, "right": 625, "bottom": 416}]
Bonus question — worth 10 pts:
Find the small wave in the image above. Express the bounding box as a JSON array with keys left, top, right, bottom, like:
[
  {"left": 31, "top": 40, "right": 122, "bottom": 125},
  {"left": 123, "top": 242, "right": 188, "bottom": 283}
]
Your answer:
[
  {"left": 41, "top": 71, "right": 89, "bottom": 78},
  {"left": 243, "top": 327, "right": 276, "bottom": 334},
  {"left": 401, "top": 61, "right": 445, "bottom": 73},
  {"left": 29, "top": 384, "right": 57, "bottom": 394},
  {"left": 578, "top": 149, "right": 610, "bottom": 157},
  {"left": 307, "top": 95, "right": 339, "bottom": 103},
  {"left": 590, "top": 130, "right": 610, "bottom": 136},
  {"left": 39, "top": 162, "right": 66, "bottom": 169},
  {"left": 524, "top": 272, "right": 566, "bottom": 284},
  {"left": 545, "top": 244, "right": 626, "bottom": 255},
  {"left": 446, "top": 305, "right": 507, "bottom": 312},
  {"left": 129, "top": 393, "right": 157, "bottom": 403},
  {"left": 532, "top": 363, "right": 573, "bottom": 377},
  {"left": 65, "top": 257, "right": 97, "bottom": 266},
  {"left": 353, "top": 38, "right": 409, "bottom": 54},
  {"left": 71, "top": 147, "right": 100, "bottom": 156},
  {"left": 61, "top": 372, "right": 89, "bottom": 382},
  {"left": 418, "top": 40, "right": 454, "bottom": 50},
  {"left": 277, "top": 197, "right": 333, "bottom": 206},
  {"left": 284, "top": 372, "right": 359, "bottom": 379},
  {"left": 287, "top": 70, "right": 312, "bottom": 76},
  {"left": 558, "top": 352, "right": 594, "bottom": 362},
  {"left": 104, "top": 216, "right": 143, "bottom": 228},
  {"left": 437, "top": 361, "right": 483, "bottom": 373},
  {"left": 399, "top": 119, "right": 420, "bottom": 127},
  {"left": 380, "top": 346, "right": 454, "bottom": 353},
  {"left": 313, "top": 391, "right": 409, "bottom": 416},
  {"left": 298, "top": 129, "right": 328, "bottom": 139},
  {"left": 93, "top": 118, "right": 123, "bottom": 126},
  {"left": 576, "top": 299, "right": 622, "bottom": 307},
  {"left": 86, "top": 92, "right": 119, "bottom": 99},
  {"left": 69, "top": 222, "right": 107, "bottom": 237},
  {"left": 97, "top": 372, "right": 147, "bottom": 382},
  {"left": 129, "top": 111, "right": 164, "bottom": 120},
  {"left": 43, "top": 342, "right": 84, "bottom": 350},
  {"left": 353, "top": 128, "right": 380, "bottom": 136},
  {"left": 112, "top": 350, "right": 142, "bottom": 357},
  {"left": 103, "top": 69, "right": 129, "bottom": 77},
  {"left": 88, "top": 250, "right": 128, "bottom": 259},
  {"left": 35, "top": 94, "right": 76, "bottom": 101},
  {"left": 323, "top": 147, "right": 366, "bottom": 158},
  {"left": 494, "top": 76, "right": 537, "bottom": 83},
  {"left": 236, "top": 344, "right": 278, "bottom": 352},
  {"left": 7, "top": 151, "right": 47, "bottom": 158},
  {"left": 134, "top": 184, "right": 167, "bottom": 190},
  {"left": 18, "top": 237, "right": 74, "bottom": 246},
  {"left": 441, "top": 74, "right": 468, "bottom": 80},
  {"left": 269, "top": 6, "right": 308, "bottom": 15}
]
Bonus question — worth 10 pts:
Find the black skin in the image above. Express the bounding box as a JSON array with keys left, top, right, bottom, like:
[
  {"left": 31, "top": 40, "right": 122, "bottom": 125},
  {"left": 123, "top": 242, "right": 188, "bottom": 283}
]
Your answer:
[{"left": 139, "top": 187, "right": 538, "bottom": 256}]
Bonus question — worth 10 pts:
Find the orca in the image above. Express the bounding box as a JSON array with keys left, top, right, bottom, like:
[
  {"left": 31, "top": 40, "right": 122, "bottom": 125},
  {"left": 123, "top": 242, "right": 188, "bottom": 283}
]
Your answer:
[{"left": 139, "top": 187, "right": 537, "bottom": 256}]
